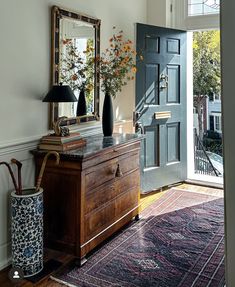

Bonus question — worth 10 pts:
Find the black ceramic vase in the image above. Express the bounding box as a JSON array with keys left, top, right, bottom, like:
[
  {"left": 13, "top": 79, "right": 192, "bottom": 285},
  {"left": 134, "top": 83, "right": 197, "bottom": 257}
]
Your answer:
[
  {"left": 102, "top": 92, "right": 113, "bottom": 137},
  {"left": 76, "top": 89, "right": 87, "bottom": 117}
]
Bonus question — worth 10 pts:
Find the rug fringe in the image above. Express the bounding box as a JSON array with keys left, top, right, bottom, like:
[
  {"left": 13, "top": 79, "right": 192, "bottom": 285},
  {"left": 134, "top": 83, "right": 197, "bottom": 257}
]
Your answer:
[{"left": 50, "top": 275, "right": 77, "bottom": 287}]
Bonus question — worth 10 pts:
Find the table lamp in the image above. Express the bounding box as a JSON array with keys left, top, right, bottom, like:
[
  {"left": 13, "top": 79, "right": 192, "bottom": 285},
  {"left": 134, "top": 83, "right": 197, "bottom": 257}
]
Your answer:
[
  {"left": 43, "top": 84, "right": 99, "bottom": 136},
  {"left": 43, "top": 84, "right": 77, "bottom": 103}
]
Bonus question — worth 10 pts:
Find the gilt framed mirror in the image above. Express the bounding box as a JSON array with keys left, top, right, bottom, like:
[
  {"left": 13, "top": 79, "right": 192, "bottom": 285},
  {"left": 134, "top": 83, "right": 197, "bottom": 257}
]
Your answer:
[{"left": 50, "top": 6, "right": 101, "bottom": 128}]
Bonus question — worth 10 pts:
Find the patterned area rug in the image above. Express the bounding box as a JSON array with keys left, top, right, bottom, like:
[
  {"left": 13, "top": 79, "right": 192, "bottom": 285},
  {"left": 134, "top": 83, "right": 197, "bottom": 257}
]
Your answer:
[{"left": 51, "top": 188, "right": 225, "bottom": 287}]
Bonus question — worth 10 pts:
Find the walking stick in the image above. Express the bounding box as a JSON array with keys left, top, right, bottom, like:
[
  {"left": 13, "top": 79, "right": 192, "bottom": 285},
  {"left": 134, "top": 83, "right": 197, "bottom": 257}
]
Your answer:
[
  {"left": 35, "top": 151, "right": 60, "bottom": 192},
  {"left": 11, "top": 159, "right": 22, "bottom": 196},
  {"left": 0, "top": 162, "right": 18, "bottom": 194}
]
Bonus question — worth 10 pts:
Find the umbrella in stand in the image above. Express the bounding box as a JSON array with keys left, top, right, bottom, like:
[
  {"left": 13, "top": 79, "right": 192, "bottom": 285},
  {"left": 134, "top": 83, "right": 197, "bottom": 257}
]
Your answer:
[
  {"left": 0, "top": 161, "right": 18, "bottom": 194},
  {"left": 11, "top": 159, "right": 22, "bottom": 195},
  {"left": 36, "top": 151, "right": 60, "bottom": 192}
]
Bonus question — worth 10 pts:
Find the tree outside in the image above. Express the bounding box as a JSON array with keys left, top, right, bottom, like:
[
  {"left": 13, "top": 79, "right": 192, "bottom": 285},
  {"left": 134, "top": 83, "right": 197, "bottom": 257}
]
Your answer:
[{"left": 193, "top": 30, "right": 221, "bottom": 141}]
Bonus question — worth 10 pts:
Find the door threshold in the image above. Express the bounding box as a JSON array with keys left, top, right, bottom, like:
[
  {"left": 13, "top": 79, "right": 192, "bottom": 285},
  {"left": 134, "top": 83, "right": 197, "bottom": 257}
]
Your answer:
[
  {"left": 185, "top": 178, "right": 223, "bottom": 189},
  {"left": 140, "top": 181, "right": 184, "bottom": 195}
]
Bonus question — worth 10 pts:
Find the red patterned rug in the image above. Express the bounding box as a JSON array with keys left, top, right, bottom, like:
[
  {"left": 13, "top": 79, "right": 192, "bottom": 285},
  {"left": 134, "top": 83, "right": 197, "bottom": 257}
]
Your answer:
[{"left": 51, "top": 188, "right": 225, "bottom": 287}]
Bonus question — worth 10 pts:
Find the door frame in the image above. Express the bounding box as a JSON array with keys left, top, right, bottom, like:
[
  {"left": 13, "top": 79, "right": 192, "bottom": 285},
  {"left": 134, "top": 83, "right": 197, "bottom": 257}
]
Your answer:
[{"left": 186, "top": 31, "right": 223, "bottom": 186}]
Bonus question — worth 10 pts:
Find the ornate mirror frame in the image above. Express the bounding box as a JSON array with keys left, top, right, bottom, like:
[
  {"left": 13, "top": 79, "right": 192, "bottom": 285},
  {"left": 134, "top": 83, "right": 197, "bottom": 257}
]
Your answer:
[{"left": 50, "top": 5, "right": 101, "bottom": 128}]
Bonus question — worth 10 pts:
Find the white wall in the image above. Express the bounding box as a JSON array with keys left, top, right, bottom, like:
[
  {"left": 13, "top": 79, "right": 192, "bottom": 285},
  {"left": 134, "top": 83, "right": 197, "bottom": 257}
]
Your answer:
[
  {"left": 147, "top": 0, "right": 172, "bottom": 27},
  {"left": 0, "top": 0, "right": 146, "bottom": 145},
  {"left": 0, "top": 0, "right": 147, "bottom": 270},
  {"left": 221, "top": 1, "right": 235, "bottom": 286}
]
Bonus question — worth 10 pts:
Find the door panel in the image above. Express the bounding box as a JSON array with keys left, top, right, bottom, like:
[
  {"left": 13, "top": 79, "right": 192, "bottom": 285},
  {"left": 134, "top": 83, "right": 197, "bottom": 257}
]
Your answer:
[
  {"left": 167, "top": 122, "right": 180, "bottom": 163},
  {"left": 145, "top": 64, "right": 159, "bottom": 105},
  {"left": 145, "top": 36, "right": 160, "bottom": 52},
  {"left": 136, "top": 23, "right": 187, "bottom": 192},
  {"left": 166, "top": 38, "right": 180, "bottom": 54},
  {"left": 144, "top": 125, "right": 160, "bottom": 168},
  {"left": 167, "top": 65, "right": 180, "bottom": 103}
]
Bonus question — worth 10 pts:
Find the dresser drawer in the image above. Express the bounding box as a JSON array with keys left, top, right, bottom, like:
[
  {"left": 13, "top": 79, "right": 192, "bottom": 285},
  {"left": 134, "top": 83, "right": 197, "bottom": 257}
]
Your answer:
[
  {"left": 85, "top": 170, "right": 140, "bottom": 214},
  {"left": 85, "top": 151, "right": 139, "bottom": 191},
  {"left": 84, "top": 186, "right": 139, "bottom": 241},
  {"left": 84, "top": 201, "right": 116, "bottom": 241},
  {"left": 82, "top": 141, "right": 140, "bottom": 170}
]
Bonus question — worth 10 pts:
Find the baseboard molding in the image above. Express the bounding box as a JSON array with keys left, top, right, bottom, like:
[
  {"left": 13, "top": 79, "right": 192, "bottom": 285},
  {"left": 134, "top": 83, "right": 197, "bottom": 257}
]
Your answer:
[
  {"left": 0, "top": 258, "right": 11, "bottom": 271},
  {"left": 0, "top": 242, "right": 11, "bottom": 271}
]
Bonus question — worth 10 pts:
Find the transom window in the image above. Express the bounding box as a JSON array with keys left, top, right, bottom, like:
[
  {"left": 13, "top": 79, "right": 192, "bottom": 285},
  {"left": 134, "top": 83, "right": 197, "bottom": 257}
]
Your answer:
[{"left": 188, "top": 0, "right": 220, "bottom": 16}]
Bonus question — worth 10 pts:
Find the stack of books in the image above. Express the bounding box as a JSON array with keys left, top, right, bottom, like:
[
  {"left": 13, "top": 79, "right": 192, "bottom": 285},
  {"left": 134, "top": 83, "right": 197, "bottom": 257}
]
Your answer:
[{"left": 38, "top": 132, "right": 86, "bottom": 151}]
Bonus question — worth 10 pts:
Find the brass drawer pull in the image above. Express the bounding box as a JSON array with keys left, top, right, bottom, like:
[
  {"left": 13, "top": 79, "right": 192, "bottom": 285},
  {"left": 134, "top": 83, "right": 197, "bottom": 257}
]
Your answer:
[{"left": 115, "top": 164, "right": 123, "bottom": 177}]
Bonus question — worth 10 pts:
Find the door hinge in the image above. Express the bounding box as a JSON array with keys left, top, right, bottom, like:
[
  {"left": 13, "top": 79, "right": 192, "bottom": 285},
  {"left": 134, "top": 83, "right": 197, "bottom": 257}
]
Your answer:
[{"left": 133, "top": 111, "right": 141, "bottom": 124}]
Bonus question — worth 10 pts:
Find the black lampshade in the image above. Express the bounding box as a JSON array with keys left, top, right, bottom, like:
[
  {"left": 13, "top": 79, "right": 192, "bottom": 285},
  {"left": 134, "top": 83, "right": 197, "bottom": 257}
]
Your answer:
[{"left": 43, "top": 85, "right": 77, "bottom": 102}]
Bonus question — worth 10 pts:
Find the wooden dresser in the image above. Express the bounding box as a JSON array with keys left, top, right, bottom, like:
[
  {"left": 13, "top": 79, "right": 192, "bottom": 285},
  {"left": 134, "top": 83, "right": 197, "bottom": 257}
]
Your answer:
[{"left": 33, "top": 133, "right": 141, "bottom": 264}]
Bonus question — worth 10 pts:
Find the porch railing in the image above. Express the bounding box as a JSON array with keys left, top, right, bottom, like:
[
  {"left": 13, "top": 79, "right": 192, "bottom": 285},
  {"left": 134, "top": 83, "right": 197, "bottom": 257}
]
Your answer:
[{"left": 194, "top": 129, "right": 219, "bottom": 177}]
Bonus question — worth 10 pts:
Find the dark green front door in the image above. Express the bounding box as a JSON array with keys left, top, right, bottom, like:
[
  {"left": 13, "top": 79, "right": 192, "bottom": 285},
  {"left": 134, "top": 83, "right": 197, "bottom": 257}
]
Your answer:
[{"left": 135, "top": 23, "right": 187, "bottom": 192}]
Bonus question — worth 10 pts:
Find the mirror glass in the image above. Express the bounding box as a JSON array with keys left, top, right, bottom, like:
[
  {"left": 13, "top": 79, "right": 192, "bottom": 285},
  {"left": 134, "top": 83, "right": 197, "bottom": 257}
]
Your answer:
[{"left": 50, "top": 6, "right": 100, "bottom": 127}]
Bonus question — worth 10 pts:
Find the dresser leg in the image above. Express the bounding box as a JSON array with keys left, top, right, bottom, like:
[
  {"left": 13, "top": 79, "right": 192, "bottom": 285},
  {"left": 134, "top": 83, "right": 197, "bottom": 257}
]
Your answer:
[
  {"left": 135, "top": 214, "right": 140, "bottom": 221},
  {"left": 75, "top": 256, "right": 87, "bottom": 267}
]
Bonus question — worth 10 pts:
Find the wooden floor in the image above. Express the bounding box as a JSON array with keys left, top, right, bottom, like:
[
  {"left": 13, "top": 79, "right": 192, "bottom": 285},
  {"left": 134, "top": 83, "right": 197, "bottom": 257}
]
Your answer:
[{"left": 0, "top": 183, "right": 223, "bottom": 287}]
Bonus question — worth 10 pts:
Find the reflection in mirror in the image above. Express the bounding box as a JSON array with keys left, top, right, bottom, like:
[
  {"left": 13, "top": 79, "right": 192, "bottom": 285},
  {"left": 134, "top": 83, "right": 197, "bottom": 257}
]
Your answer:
[{"left": 50, "top": 6, "right": 100, "bottom": 128}]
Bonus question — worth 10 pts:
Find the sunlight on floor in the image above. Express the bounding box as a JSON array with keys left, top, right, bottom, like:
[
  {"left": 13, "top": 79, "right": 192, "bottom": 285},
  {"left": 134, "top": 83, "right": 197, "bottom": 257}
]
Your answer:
[{"left": 140, "top": 183, "right": 223, "bottom": 212}]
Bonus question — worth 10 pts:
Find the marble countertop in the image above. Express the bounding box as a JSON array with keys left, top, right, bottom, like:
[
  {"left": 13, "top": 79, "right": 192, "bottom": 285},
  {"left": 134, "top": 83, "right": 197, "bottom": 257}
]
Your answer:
[{"left": 33, "top": 133, "right": 143, "bottom": 160}]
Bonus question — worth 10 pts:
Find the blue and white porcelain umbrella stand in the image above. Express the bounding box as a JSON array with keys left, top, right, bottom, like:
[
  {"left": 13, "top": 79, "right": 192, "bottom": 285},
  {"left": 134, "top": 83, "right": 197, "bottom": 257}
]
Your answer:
[
  {"left": 0, "top": 152, "right": 60, "bottom": 277},
  {"left": 11, "top": 188, "right": 44, "bottom": 277}
]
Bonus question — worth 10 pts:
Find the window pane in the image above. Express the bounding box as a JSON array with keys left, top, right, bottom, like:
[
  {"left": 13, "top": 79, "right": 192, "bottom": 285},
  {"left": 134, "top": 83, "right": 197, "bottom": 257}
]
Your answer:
[
  {"left": 189, "top": 0, "right": 203, "bottom": 4},
  {"left": 188, "top": 0, "right": 220, "bottom": 16},
  {"left": 215, "top": 116, "right": 221, "bottom": 131},
  {"left": 189, "top": 4, "right": 203, "bottom": 15}
]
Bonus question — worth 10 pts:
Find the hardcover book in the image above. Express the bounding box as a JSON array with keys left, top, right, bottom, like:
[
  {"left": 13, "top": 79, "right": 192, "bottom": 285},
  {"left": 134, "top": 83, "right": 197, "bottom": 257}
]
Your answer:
[
  {"left": 38, "top": 138, "right": 86, "bottom": 151},
  {"left": 40, "top": 132, "right": 82, "bottom": 144}
]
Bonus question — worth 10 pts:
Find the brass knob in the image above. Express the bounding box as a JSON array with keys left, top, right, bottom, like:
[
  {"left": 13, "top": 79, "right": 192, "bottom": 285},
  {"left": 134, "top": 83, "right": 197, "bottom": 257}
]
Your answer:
[{"left": 115, "top": 164, "right": 123, "bottom": 177}]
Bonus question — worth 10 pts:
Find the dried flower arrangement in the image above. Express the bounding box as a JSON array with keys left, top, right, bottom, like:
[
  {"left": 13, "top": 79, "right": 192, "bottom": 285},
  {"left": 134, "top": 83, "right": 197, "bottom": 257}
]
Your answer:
[{"left": 93, "top": 27, "right": 140, "bottom": 98}]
